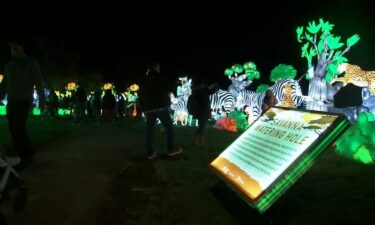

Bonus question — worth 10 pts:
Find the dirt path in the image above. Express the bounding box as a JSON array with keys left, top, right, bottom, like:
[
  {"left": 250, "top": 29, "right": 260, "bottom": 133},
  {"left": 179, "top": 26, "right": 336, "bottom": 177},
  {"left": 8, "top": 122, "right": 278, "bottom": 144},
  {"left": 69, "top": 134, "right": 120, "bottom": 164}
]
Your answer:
[{"left": 2, "top": 120, "right": 153, "bottom": 225}]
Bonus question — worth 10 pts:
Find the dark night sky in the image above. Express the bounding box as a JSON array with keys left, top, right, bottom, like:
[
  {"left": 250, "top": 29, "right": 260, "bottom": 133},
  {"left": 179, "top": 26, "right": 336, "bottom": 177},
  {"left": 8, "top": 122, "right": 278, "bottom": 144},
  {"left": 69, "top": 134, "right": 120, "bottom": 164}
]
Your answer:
[{"left": 1, "top": 0, "right": 374, "bottom": 90}]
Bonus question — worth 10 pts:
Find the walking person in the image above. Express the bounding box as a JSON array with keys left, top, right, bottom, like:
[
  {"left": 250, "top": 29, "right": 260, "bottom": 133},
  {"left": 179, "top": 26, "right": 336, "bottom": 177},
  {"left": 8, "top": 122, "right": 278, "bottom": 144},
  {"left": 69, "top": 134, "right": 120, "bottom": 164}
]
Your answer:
[
  {"left": 138, "top": 62, "right": 182, "bottom": 159},
  {"left": 0, "top": 39, "right": 46, "bottom": 170},
  {"left": 188, "top": 77, "right": 217, "bottom": 145}
]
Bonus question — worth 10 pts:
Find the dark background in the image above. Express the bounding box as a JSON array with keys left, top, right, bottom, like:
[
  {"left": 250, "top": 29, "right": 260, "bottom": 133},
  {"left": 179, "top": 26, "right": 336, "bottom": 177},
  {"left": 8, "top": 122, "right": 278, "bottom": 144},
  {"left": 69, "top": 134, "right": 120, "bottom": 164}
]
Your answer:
[{"left": 0, "top": 0, "right": 374, "bottom": 91}]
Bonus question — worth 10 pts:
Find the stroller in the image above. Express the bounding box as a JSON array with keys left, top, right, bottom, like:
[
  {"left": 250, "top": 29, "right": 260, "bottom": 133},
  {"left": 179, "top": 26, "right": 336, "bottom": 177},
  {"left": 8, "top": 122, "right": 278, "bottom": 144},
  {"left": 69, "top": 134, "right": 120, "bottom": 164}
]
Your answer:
[{"left": 0, "top": 143, "right": 27, "bottom": 224}]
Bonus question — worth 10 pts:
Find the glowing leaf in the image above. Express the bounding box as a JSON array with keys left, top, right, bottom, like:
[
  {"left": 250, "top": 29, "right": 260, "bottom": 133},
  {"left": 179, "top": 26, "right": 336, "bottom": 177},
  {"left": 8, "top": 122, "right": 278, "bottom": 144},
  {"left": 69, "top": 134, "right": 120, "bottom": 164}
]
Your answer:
[
  {"left": 224, "top": 68, "right": 234, "bottom": 76},
  {"left": 232, "top": 64, "right": 244, "bottom": 74},
  {"left": 317, "top": 38, "right": 325, "bottom": 53},
  {"left": 246, "top": 72, "right": 254, "bottom": 80},
  {"left": 254, "top": 71, "right": 260, "bottom": 79},
  {"left": 309, "top": 47, "right": 317, "bottom": 57},
  {"left": 347, "top": 34, "right": 360, "bottom": 47},
  {"left": 307, "top": 20, "right": 320, "bottom": 34},
  {"left": 297, "top": 26, "right": 304, "bottom": 42},
  {"left": 327, "top": 36, "right": 344, "bottom": 50},
  {"left": 301, "top": 43, "right": 309, "bottom": 58},
  {"left": 244, "top": 61, "right": 257, "bottom": 70},
  {"left": 319, "top": 18, "right": 334, "bottom": 33},
  {"left": 336, "top": 56, "right": 348, "bottom": 64},
  {"left": 305, "top": 34, "right": 313, "bottom": 42}
]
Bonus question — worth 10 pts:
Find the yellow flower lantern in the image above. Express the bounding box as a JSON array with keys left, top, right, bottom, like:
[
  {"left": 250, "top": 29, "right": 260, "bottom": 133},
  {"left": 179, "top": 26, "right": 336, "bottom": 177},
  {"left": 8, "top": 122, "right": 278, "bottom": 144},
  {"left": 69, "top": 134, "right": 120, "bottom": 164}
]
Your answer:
[
  {"left": 103, "top": 83, "right": 114, "bottom": 90},
  {"left": 67, "top": 82, "right": 77, "bottom": 91},
  {"left": 130, "top": 84, "right": 139, "bottom": 92},
  {"left": 0, "top": 74, "right": 3, "bottom": 83}
]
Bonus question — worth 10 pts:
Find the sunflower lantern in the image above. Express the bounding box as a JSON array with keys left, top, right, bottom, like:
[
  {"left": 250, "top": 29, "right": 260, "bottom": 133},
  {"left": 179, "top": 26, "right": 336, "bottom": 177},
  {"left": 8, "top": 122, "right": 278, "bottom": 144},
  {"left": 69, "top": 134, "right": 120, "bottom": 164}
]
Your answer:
[
  {"left": 103, "top": 83, "right": 114, "bottom": 90},
  {"left": 67, "top": 82, "right": 77, "bottom": 91},
  {"left": 130, "top": 84, "right": 139, "bottom": 92}
]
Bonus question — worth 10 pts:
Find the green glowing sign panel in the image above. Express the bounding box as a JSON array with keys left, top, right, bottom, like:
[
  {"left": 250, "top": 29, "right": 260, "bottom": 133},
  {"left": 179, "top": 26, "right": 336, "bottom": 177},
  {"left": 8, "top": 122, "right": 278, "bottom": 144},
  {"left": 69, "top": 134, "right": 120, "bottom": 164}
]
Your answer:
[{"left": 210, "top": 107, "right": 350, "bottom": 213}]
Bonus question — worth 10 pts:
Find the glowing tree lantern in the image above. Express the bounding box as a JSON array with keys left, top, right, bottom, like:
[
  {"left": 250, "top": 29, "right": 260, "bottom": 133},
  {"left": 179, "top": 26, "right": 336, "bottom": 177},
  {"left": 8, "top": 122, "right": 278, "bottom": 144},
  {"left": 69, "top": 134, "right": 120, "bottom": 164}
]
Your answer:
[
  {"left": 270, "top": 64, "right": 297, "bottom": 83},
  {"left": 297, "top": 18, "right": 360, "bottom": 111},
  {"left": 170, "top": 77, "right": 194, "bottom": 126},
  {"left": 225, "top": 62, "right": 260, "bottom": 98}
]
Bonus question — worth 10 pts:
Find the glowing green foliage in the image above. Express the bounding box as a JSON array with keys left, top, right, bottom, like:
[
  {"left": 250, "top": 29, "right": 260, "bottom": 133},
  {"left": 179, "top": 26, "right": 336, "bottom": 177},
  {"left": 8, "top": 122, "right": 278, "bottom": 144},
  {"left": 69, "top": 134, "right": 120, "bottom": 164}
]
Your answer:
[
  {"left": 307, "top": 20, "right": 320, "bottom": 34},
  {"left": 317, "top": 38, "right": 324, "bottom": 54},
  {"left": 256, "top": 84, "right": 270, "bottom": 93},
  {"left": 353, "top": 145, "right": 373, "bottom": 164},
  {"left": 0, "top": 105, "right": 5, "bottom": 115},
  {"left": 336, "top": 112, "right": 375, "bottom": 164},
  {"left": 301, "top": 43, "right": 309, "bottom": 58},
  {"left": 327, "top": 36, "right": 344, "bottom": 50},
  {"left": 309, "top": 47, "right": 317, "bottom": 57},
  {"left": 225, "top": 68, "right": 234, "bottom": 76},
  {"left": 319, "top": 18, "right": 334, "bottom": 33},
  {"left": 296, "top": 26, "right": 304, "bottom": 42},
  {"left": 243, "top": 61, "right": 257, "bottom": 70},
  {"left": 33, "top": 108, "right": 41, "bottom": 116},
  {"left": 347, "top": 34, "right": 360, "bottom": 47},
  {"left": 297, "top": 18, "right": 360, "bottom": 84},
  {"left": 270, "top": 64, "right": 297, "bottom": 82},
  {"left": 326, "top": 64, "right": 339, "bottom": 82},
  {"left": 232, "top": 64, "right": 244, "bottom": 74},
  {"left": 305, "top": 34, "right": 313, "bottom": 42},
  {"left": 243, "top": 62, "right": 260, "bottom": 80},
  {"left": 229, "top": 111, "right": 249, "bottom": 131}
]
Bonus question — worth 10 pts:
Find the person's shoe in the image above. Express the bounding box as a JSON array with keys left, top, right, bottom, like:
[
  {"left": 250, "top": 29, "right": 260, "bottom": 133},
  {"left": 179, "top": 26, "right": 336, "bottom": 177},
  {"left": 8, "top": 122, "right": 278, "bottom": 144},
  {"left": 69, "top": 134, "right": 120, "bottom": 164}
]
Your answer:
[
  {"left": 147, "top": 152, "right": 157, "bottom": 160},
  {"left": 167, "top": 148, "right": 182, "bottom": 156}
]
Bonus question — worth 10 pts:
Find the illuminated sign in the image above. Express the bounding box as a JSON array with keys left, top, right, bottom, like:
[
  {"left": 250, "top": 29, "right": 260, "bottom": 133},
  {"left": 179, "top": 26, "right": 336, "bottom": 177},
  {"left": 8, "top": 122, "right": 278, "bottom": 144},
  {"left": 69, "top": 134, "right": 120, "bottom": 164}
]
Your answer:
[{"left": 210, "top": 107, "right": 350, "bottom": 213}]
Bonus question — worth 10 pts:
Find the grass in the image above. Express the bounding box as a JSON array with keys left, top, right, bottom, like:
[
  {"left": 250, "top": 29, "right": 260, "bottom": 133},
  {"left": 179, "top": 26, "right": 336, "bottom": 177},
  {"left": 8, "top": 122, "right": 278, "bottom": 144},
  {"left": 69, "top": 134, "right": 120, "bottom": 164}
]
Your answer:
[{"left": 0, "top": 116, "right": 374, "bottom": 225}]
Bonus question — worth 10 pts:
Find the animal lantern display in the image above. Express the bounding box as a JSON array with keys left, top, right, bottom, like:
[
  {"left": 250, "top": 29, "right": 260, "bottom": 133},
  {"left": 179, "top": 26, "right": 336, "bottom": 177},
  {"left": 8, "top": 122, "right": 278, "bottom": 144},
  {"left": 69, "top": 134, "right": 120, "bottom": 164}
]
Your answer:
[
  {"left": 170, "top": 77, "right": 196, "bottom": 126},
  {"left": 327, "top": 63, "right": 375, "bottom": 123}
]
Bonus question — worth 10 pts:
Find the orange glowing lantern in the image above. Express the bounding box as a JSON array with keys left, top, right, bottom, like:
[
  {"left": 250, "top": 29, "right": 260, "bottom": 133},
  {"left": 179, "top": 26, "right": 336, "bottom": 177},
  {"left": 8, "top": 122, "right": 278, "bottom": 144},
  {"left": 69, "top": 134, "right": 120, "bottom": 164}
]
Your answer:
[
  {"left": 103, "top": 83, "right": 114, "bottom": 90},
  {"left": 130, "top": 84, "right": 139, "bottom": 92},
  {"left": 67, "top": 82, "right": 77, "bottom": 91},
  {"left": 0, "top": 74, "right": 3, "bottom": 83}
]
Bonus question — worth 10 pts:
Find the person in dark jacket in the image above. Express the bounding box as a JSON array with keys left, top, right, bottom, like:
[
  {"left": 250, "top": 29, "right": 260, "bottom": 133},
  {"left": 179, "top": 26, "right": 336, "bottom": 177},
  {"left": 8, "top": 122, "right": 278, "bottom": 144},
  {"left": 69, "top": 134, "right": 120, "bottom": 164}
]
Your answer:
[
  {"left": 138, "top": 62, "right": 182, "bottom": 159},
  {"left": 188, "top": 78, "right": 217, "bottom": 145},
  {"left": 0, "top": 40, "right": 45, "bottom": 170},
  {"left": 101, "top": 89, "right": 116, "bottom": 123}
]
